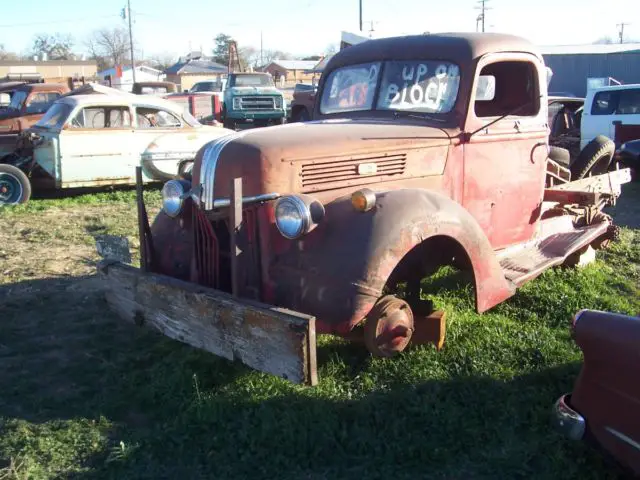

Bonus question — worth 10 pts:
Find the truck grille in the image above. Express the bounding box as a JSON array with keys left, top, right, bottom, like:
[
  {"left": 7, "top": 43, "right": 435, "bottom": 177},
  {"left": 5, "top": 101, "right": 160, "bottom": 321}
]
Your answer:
[
  {"left": 238, "top": 96, "right": 275, "bottom": 110},
  {"left": 193, "top": 206, "right": 219, "bottom": 288},
  {"left": 300, "top": 153, "right": 407, "bottom": 190}
]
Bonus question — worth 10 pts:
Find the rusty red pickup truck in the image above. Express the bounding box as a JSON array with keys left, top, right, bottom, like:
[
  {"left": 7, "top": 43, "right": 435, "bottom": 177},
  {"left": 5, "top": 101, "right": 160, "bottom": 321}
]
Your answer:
[
  {"left": 0, "top": 82, "right": 69, "bottom": 159},
  {"left": 97, "top": 33, "right": 633, "bottom": 385}
]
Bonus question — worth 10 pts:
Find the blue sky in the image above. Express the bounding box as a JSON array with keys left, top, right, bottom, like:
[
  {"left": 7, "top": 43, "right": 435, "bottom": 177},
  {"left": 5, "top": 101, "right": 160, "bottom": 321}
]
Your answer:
[{"left": 1, "top": 0, "right": 638, "bottom": 61}]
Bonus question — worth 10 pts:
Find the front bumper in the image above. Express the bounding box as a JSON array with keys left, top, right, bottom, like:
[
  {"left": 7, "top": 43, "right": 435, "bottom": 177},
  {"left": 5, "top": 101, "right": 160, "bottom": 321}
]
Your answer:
[
  {"left": 226, "top": 110, "right": 286, "bottom": 121},
  {"left": 552, "top": 394, "right": 586, "bottom": 440}
]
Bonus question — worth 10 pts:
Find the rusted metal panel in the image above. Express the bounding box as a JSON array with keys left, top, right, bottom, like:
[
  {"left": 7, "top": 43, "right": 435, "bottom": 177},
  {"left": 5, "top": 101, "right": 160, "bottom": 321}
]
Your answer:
[
  {"left": 97, "top": 260, "right": 318, "bottom": 386},
  {"left": 565, "top": 310, "right": 640, "bottom": 475}
]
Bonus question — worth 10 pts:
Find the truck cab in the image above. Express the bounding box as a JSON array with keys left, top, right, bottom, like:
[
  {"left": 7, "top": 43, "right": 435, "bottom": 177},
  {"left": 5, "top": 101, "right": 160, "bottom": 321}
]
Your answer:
[
  {"left": 221, "top": 72, "right": 286, "bottom": 129},
  {"left": 116, "top": 33, "right": 629, "bottom": 362},
  {"left": 0, "top": 83, "right": 70, "bottom": 158}
]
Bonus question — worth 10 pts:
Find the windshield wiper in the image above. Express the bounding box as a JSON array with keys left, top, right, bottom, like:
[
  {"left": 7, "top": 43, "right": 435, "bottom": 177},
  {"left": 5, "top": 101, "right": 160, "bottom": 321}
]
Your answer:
[
  {"left": 461, "top": 94, "right": 543, "bottom": 141},
  {"left": 392, "top": 111, "right": 447, "bottom": 123}
]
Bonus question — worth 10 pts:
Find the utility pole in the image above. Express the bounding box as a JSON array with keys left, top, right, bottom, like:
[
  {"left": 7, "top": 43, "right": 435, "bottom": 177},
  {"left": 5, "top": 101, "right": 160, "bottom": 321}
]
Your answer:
[
  {"left": 475, "top": 0, "right": 491, "bottom": 33},
  {"left": 359, "top": 0, "right": 363, "bottom": 31},
  {"left": 617, "top": 22, "right": 630, "bottom": 44},
  {"left": 260, "top": 30, "right": 263, "bottom": 66},
  {"left": 122, "top": 0, "right": 136, "bottom": 83}
]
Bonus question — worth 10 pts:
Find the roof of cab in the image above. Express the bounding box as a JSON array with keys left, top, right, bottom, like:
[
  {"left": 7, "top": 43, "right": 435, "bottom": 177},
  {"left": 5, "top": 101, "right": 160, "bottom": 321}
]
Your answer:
[{"left": 325, "top": 32, "right": 541, "bottom": 71}]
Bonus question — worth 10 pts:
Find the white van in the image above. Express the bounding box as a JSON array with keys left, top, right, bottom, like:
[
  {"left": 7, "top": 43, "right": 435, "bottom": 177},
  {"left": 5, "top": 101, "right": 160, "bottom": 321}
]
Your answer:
[{"left": 581, "top": 84, "right": 640, "bottom": 150}]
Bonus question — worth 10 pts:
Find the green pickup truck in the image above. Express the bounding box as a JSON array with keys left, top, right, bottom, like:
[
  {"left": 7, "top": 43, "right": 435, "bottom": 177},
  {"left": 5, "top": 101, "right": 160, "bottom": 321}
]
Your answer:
[{"left": 221, "top": 72, "right": 286, "bottom": 129}]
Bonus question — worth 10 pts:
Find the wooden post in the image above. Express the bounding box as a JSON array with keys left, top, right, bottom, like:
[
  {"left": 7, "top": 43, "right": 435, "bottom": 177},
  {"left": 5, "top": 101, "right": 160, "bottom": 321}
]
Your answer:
[
  {"left": 230, "top": 177, "right": 242, "bottom": 296},
  {"left": 135, "top": 166, "right": 148, "bottom": 272}
]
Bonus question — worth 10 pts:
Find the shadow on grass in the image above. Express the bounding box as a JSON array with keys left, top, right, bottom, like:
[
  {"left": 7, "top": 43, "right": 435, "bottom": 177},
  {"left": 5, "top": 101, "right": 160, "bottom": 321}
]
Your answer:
[
  {"left": 0, "top": 276, "right": 627, "bottom": 480},
  {"left": 31, "top": 183, "right": 163, "bottom": 202}
]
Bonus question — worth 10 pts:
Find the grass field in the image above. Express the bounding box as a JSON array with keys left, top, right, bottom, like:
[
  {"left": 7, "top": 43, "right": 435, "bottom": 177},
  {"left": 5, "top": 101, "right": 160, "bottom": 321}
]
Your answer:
[{"left": 0, "top": 184, "right": 639, "bottom": 479}]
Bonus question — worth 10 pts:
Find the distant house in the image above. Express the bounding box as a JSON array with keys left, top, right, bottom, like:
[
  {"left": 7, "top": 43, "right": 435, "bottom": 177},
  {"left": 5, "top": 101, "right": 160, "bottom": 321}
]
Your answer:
[
  {"left": 263, "top": 60, "right": 320, "bottom": 85},
  {"left": 97, "top": 65, "right": 165, "bottom": 92},
  {"left": 0, "top": 58, "right": 98, "bottom": 84},
  {"left": 164, "top": 52, "right": 227, "bottom": 91}
]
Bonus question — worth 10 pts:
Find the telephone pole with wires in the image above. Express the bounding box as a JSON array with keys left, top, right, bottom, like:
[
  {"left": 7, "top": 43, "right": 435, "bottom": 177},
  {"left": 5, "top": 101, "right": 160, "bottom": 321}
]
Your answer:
[
  {"left": 475, "top": 0, "right": 491, "bottom": 33},
  {"left": 617, "top": 22, "right": 630, "bottom": 44},
  {"left": 121, "top": 0, "right": 136, "bottom": 83}
]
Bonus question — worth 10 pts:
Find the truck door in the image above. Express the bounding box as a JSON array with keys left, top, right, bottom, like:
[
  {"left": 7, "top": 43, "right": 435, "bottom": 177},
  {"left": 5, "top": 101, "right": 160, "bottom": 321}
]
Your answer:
[{"left": 462, "top": 53, "right": 549, "bottom": 250}]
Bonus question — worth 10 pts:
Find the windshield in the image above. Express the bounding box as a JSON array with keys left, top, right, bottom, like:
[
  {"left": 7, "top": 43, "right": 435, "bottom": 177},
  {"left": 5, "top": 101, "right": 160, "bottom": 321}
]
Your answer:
[
  {"left": 320, "top": 60, "right": 461, "bottom": 115},
  {"left": 192, "top": 82, "right": 222, "bottom": 92},
  {"left": 232, "top": 75, "right": 274, "bottom": 87},
  {"left": 8, "top": 90, "right": 27, "bottom": 110},
  {"left": 34, "top": 102, "right": 72, "bottom": 129}
]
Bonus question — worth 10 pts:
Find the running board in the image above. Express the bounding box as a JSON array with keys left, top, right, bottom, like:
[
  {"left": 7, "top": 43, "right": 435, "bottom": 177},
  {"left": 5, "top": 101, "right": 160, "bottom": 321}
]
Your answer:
[{"left": 497, "top": 222, "right": 609, "bottom": 287}]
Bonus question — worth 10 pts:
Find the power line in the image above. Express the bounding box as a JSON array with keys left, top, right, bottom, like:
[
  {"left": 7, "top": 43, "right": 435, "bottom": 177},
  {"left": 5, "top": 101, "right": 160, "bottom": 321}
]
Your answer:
[{"left": 0, "top": 14, "right": 119, "bottom": 28}]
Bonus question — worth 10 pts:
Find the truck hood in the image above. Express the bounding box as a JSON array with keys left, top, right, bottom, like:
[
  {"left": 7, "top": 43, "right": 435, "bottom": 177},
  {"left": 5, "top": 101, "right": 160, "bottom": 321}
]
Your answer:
[
  {"left": 195, "top": 118, "right": 453, "bottom": 201},
  {"left": 229, "top": 86, "right": 282, "bottom": 96}
]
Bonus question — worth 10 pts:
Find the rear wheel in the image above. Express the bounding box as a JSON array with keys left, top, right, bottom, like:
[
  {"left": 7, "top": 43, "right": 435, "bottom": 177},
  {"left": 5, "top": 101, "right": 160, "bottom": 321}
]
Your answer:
[
  {"left": 571, "top": 135, "right": 615, "bottom": 180},
  {"left": 0, "top": 164, "right": 31, "bottom": 205},
  {"left": 293, "top": 108, "right": 310, "bottom": 123}
]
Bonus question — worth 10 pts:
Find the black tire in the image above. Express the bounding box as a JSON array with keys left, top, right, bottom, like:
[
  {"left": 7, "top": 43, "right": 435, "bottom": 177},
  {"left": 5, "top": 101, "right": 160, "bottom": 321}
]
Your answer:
[
  {"left": 548, "top": 146, "right": 571, "bottom": 168},
  {"left": 570, "top": 135, "right": 615, "bottom": 180},
  {"left": 0, "top": 164, "right": 31, "bottom": 205},
  {"left": 223, "top": 118, "right": 236, "bottom": 130}
]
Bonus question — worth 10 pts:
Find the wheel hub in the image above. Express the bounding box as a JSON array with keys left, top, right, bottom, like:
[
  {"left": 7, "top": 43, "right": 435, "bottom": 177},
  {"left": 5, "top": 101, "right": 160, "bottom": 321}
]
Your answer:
[{"left": 364, "top": 295, "right": 414, "bottom": 357}]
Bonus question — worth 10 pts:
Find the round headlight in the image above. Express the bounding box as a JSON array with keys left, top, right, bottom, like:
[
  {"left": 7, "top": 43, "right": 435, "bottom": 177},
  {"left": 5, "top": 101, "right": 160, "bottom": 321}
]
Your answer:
[
  {"left": 162, "top": 180, "right": 186, "bottom": 218},
  {"left": 274, "top": 195, "right": 309, "bottom": 239}
]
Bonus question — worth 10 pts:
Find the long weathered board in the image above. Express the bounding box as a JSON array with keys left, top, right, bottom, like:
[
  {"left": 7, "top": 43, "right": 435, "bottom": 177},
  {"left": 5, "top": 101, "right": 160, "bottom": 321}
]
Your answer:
[{"left": 97, "top": 260, "right": 318, "bottom": 386}]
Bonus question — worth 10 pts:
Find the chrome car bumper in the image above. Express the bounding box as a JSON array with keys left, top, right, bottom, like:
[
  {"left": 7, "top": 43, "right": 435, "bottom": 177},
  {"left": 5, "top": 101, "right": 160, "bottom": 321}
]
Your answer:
[{"left": 553, "top": 394, "right": 586, "bottom": 440}]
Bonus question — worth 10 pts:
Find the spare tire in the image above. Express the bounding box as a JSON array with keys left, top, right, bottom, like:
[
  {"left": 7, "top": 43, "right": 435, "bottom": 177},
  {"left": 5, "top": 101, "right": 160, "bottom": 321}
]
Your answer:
[
  {"left": 571, "top": 135, "right": 615, "bottom": 180},
  {"left": 0, "top": 164, "right": 31, "bottom": 205},
  {"left": 548, "top": 146, "right": 571, "bottom": 168}
]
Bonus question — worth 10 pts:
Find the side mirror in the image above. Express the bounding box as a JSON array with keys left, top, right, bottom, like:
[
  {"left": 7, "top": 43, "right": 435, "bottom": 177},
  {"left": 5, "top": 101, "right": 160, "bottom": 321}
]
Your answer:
[{"left": 475, "top": 75, "right": 496, "bottom": 102}]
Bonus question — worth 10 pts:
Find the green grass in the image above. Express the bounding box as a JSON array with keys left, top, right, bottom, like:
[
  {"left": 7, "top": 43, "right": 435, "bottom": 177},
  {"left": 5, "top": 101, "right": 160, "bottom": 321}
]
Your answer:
[{"left": 0, "top": 184, "right": 639, "bottom": 479}]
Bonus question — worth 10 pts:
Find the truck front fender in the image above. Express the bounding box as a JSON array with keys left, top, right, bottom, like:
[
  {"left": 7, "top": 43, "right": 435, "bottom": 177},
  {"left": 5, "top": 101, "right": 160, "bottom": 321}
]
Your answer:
[{"left": 270, "top": 189, "right": 515, "bottom": 335}]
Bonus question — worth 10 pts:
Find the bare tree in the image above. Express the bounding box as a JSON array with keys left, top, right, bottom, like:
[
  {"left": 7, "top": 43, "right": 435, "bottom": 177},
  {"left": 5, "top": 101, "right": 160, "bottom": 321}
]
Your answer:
[
  {"left": 0, "top": 44, "right": 19, "bottom": 61},
  {"left": 31, "top": 33, "right": 74, "bottom": 60},
  {"left": 239, "top": 46, "right": 260, "bottom": 69},
  {"left": 86, "top": 27, "right": 130, "bottom": 70},
  {"left": 146, "top": 53, "right": 177, "bottom": 72},
  {"left": 325, "top": 43, "right": 338, "bottom": 55},
  {"left": 262, "top": 50, "right": 293, "bottom": 65},
  {"left": 593, "top": 36, "right": 615, "bottom": 44}
]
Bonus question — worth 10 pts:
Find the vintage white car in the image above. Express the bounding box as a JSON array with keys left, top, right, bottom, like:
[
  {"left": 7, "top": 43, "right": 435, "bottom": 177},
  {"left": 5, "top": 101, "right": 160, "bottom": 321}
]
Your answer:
[{"left": 0, "top": 86, "right": 235, "bottom": 205}]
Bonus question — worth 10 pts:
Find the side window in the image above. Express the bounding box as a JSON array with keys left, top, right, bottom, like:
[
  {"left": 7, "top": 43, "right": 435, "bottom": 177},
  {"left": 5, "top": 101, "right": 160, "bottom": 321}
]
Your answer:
[
  {"left": 135, "top": 107, "right": 182, "bottom": 128},
  {"left": 25, "top": 92, "right": 60, "bottom": 114},
  {"left": 70, "top": 107, "right": 131, "bottom": 129},
  {"left": 616, "top": 89, "right": 640, "bottom": 115},
  {"left": 591, "top": 91, "right": 618, "bottom": 115},
  {"left": 474, "top": 61, "right": 540, "bottom": 118}
]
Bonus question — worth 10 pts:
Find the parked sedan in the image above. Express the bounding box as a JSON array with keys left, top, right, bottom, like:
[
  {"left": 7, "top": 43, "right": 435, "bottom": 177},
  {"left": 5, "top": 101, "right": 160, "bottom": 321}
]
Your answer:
[
  {"left": 0, "top": 89, "right": 234, "bottom": 205},
  {"left": 553, "top": 309, "right": 640, "bottom": 476}
]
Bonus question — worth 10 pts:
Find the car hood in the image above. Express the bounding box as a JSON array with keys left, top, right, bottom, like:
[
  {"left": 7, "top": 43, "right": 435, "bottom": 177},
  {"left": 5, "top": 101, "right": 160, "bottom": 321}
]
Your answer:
[
  {"left": 229, "top": 86, "right": 281, "bottom": 96},
  {"left": 194, "top": 117, "right": 453, "bottom": 201}
]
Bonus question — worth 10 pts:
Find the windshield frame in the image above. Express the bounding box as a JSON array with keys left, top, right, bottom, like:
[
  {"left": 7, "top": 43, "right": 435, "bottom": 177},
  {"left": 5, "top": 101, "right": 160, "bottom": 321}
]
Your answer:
[
  {"left": 8, "top": 90, "right": 28, "bottom": 111},
  {"left": 317, "top": 59, "right": 462, "bottom": 120},
  {"left": 33, "top": 102, "right": 73, "bottom": 130}
]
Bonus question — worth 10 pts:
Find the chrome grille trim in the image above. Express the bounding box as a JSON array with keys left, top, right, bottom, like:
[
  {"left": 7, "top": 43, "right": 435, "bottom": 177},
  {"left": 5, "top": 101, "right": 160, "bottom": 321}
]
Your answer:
[{"left": 200, "top": 132, "right": 244, "bottom": 210}]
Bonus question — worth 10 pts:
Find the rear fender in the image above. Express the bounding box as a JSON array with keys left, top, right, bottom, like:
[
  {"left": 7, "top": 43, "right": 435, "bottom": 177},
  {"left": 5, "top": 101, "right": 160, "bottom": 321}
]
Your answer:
[{"left": 270, "top": 189, "right": 515, "bottom": 334}]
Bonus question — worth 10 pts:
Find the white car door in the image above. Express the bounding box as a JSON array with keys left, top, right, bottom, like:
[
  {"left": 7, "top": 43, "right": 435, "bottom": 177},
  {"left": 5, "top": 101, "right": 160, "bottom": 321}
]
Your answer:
[{"left": 58, "top": 105, "right": 137, "bottom": 186}]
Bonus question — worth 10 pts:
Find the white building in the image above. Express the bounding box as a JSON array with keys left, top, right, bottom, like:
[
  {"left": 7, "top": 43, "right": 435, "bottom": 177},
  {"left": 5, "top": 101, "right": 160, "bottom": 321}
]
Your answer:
[{"left": 97, "top": 65, "right": 166, "bottom": 92}]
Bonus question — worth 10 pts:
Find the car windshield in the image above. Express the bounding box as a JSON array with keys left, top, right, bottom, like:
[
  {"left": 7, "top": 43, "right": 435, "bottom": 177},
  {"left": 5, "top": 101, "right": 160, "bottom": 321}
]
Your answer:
[
  {"left": 320, "top": 60, "right": 461, "bottom": 115},
  {"left": 34, "top": 102, "right": 72, "bottom": 129},
  {"left": 8, "top": 90, "right": 27, "bottom": 110},
  {"left": 233, "top": 75, "right": 274, "bottom": 87}
]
